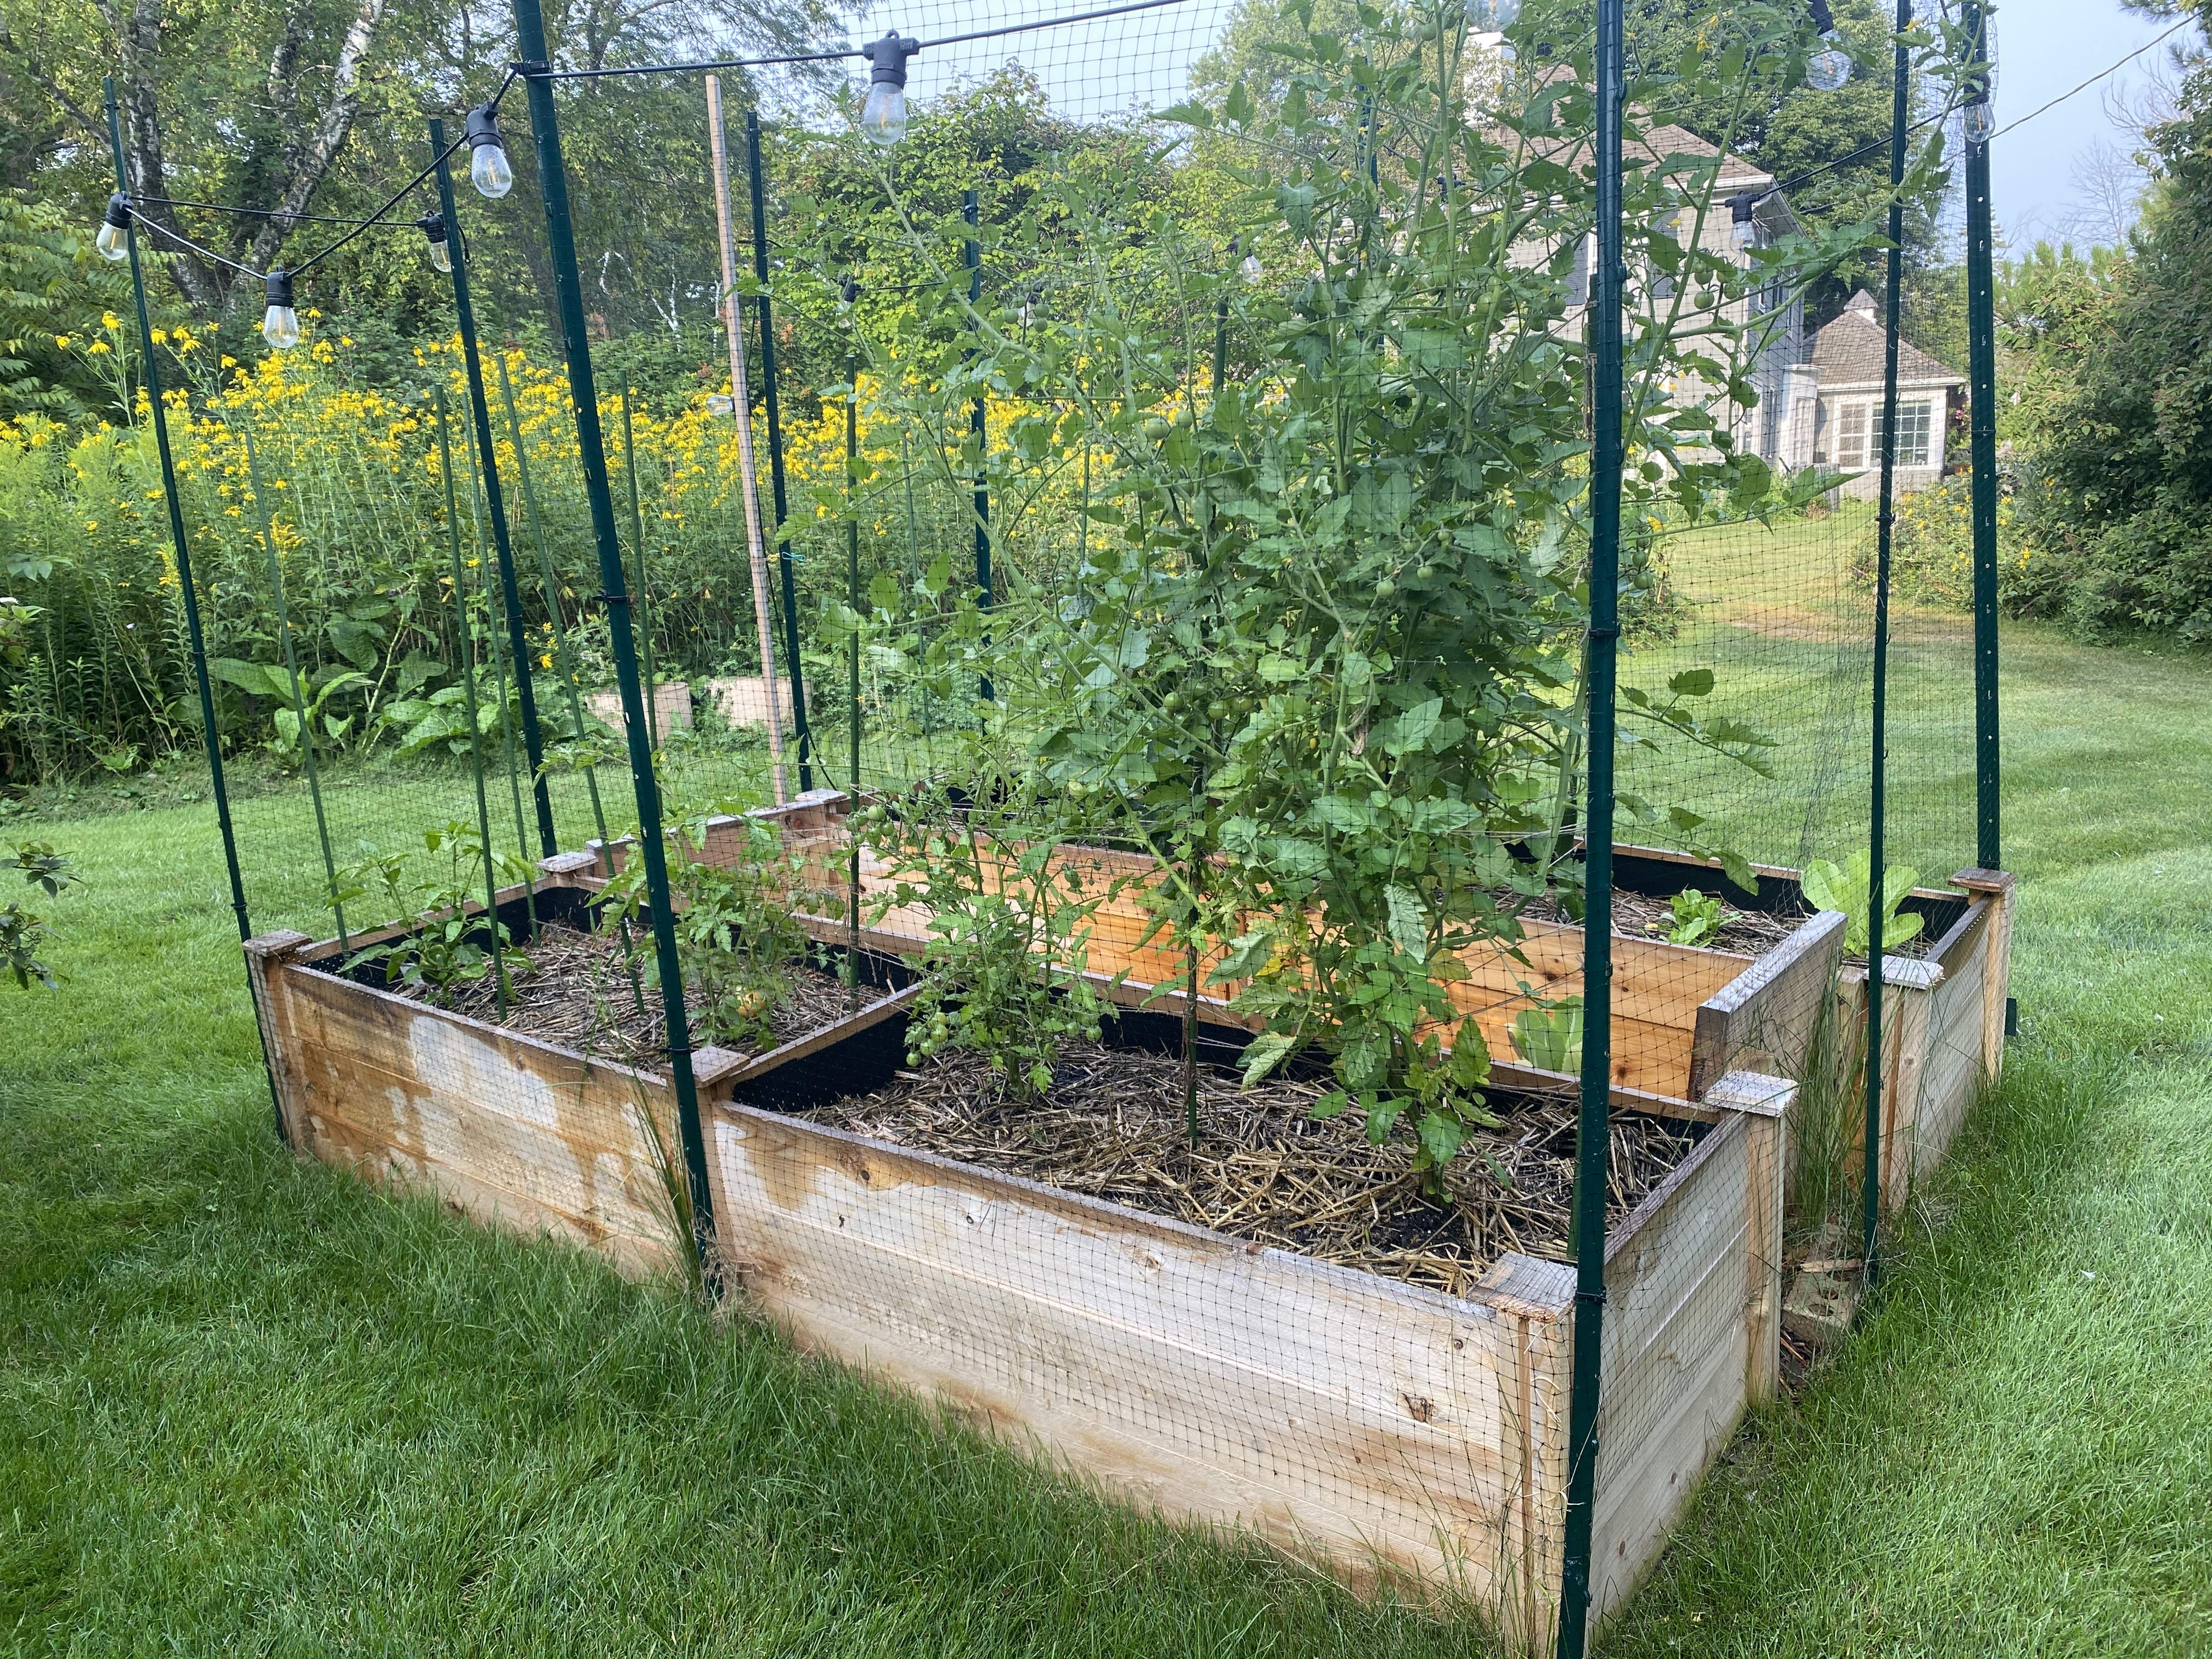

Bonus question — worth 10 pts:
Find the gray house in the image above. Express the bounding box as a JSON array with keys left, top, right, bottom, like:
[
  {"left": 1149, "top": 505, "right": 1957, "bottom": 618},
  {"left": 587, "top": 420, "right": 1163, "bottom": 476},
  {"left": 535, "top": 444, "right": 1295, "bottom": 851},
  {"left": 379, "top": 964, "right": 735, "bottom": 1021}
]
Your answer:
[{"left": 1802, "top": 290, "right": 1967, "bottom": 496}]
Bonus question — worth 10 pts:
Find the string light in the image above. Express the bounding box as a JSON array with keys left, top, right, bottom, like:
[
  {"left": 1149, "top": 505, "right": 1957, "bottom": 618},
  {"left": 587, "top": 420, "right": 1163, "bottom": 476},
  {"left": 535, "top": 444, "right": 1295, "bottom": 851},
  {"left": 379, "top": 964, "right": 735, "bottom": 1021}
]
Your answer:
[
  {"left": 1805, "top": 0, "right": 1854, "bottom": 89},
  {"left": 416, "top": 210, "right": 453, "bottom": 272},
  {"left": 859, "top": 32, "right": 922, "bottom": 147},
  {"left": 96, "top": 193, "right": 132, "bottom": 261},
  {"left": 465, "top": 104, "right": 514, "bottom": 199},
  {"left": 262, "top": 269, "right": 301, "bottom": 349}
]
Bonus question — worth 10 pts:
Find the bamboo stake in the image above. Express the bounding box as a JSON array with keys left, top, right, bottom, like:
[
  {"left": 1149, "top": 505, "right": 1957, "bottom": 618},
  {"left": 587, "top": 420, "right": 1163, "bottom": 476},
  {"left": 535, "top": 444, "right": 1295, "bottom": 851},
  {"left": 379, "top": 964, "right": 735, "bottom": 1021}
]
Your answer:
[{"left": 706, "top": 72, "right": 789, "bottom": 804}]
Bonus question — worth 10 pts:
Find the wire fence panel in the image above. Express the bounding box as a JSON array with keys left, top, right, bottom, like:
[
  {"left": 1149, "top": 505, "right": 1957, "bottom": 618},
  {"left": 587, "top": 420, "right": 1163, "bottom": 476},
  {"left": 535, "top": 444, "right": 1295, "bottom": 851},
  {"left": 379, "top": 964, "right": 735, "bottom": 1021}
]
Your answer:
[{"left": 40, "top": 0, "right": 2010, "bottom": 1651}]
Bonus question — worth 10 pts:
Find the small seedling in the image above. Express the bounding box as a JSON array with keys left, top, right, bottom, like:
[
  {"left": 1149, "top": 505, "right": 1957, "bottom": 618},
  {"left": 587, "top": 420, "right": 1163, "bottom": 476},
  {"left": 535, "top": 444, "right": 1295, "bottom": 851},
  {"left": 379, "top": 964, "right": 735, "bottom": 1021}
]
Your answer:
[
  {"left": 340, "top": 825, "right": 532, "bottom": 1007},
  {"left": 1666, "top": 887, "right": 1724, "bottom": 947},
  {"left": 4, "top": 843, "right": 83, "bottom": 989}
]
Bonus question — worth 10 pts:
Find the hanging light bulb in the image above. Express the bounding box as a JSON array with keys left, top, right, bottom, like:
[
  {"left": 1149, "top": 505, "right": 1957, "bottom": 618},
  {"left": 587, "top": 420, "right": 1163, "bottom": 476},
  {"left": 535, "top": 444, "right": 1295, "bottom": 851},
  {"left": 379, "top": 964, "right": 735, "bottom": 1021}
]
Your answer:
[
  {"left": 858, "top": 32, "right": 922, "bottom": 148},
  {"left": 464, "top": 103, "right": 514, "bottom": 199},
  {"left": 416, "top": 210, "right": 452, "bottom": 273},
  {"left": 1807, "top": 32, "right": 1854, "bottom": 90},
  {"left": 1804, "top": 0, "right": 1853, "bottom": 90},
  {"left": 262, "top": 269, "right": 301, "bottom": 351},
  {"left": 96, "top": 193, "right": 132, "bottom": 262},
  {"left": 1963, "top": 97, "right": 1995, "bottom": 144},
  {"left": 1729, "top": 192, "right": 1762, "bottom": 251}
]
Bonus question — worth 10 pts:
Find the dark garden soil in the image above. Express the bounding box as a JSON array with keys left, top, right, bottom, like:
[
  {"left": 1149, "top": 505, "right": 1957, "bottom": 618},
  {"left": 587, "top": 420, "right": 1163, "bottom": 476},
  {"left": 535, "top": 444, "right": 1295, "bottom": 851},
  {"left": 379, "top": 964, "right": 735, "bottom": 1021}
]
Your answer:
[
  {"left": 1509, "top": 885, "right": 1806, "bottom": 956},
  {"left": 799, "top": 1041, "right": 1696, "bottom": 1299},
  {"left": 403, "top": 922, "right": 870, "bottom": 1067}
]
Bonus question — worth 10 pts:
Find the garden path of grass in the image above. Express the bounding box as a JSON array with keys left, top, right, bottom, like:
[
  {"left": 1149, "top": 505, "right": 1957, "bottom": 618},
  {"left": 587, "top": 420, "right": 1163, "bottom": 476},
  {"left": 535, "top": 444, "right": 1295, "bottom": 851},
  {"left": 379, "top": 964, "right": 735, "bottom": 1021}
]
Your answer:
[{"left": 5, "top": 617, "right": 2212, "bottom": 1654}]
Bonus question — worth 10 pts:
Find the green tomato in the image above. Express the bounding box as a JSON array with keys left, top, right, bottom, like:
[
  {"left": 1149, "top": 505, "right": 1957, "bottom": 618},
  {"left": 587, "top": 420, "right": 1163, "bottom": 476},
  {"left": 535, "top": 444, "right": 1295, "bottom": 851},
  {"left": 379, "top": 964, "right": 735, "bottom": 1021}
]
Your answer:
[
  {"left": 1375, "top": 577, "right": 1397, "bottom": 599},
  {"left": 1207, "top": 699, "right": 1229, "bottom": 721}
]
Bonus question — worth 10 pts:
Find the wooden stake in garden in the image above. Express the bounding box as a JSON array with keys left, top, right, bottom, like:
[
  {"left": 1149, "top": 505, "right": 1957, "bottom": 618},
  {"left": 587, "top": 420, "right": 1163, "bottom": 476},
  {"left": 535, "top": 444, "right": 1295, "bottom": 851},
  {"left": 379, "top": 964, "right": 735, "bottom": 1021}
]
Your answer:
[{"left": 704, "top": 73, "right": 789, "bottom": 805}]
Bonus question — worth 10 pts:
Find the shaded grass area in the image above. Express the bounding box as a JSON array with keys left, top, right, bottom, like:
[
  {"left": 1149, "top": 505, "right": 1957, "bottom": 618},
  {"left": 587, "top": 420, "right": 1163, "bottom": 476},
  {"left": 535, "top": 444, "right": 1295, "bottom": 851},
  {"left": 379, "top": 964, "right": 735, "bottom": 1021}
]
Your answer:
[{"left": 4, "top": 618, "right": 2212, "bottom": 1653}]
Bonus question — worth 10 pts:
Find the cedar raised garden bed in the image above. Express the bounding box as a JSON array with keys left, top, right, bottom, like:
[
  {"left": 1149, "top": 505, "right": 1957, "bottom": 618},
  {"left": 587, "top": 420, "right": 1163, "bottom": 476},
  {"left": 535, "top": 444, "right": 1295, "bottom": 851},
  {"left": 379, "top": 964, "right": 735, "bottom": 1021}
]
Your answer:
[{"left": 247, "top": 792, "right": 2006, "bottom": 1649}]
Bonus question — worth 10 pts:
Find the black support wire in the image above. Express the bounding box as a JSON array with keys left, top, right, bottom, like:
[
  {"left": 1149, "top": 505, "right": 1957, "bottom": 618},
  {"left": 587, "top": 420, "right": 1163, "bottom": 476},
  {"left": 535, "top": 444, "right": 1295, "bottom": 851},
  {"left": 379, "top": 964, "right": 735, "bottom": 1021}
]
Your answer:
[{"left": 521, "top": 0, "right": 1187, "bottom": 81}]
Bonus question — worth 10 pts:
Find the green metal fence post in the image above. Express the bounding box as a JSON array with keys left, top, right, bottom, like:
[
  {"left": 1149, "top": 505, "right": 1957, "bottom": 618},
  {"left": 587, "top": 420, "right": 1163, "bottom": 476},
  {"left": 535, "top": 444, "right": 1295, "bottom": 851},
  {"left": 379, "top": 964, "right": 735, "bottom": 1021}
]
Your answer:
[
  {"left": 617, "top": 388, "right": 663, "bottom": 749},
  {"left": 241, "top": 425, "right": 347, "bottom": 953},
  {"left": 964, "top": 189, "right": 994, "bottom": 705},
  {"left": 1554, "top": 0, "right": 1623, "bottom": 1647},
  {"left": 103, "top": 78, "right": 284, "bottom": 1142},
  {"left": 436, "top": 386, "right": 513, "bottom": 1016},
  {"left": 844, "top": 347, "right": 862, "bottom": 1008},
  {"left": 1863, "top": 0, "right": 1912, "bottom": 1291},
  {"left": 507, "top": 1, "right": 720, "bottom": 1286},
  {"left": 1963, "top": 2, "right": 2001, "bottom": 872},
  {"left": 433, "top": 117, "right": 559, "bottom": 860},
  {"left": 744, "top": 108, "right": 814, "bottom": 789}
]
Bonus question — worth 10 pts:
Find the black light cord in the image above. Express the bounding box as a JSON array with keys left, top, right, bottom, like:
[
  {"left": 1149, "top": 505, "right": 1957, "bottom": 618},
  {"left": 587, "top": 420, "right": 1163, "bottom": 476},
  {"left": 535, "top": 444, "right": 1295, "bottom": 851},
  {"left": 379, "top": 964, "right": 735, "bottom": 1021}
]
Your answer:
[{"left": 521, "top": 0, "right": 1187, "bottom": 83}]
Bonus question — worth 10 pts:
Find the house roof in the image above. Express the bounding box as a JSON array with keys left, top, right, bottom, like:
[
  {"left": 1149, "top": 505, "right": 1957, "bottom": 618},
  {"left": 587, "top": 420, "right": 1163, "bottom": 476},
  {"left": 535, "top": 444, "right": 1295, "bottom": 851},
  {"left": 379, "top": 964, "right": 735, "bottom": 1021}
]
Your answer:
[{"left": 1812, "top": 293, "right": 1966, "bottom": 390}]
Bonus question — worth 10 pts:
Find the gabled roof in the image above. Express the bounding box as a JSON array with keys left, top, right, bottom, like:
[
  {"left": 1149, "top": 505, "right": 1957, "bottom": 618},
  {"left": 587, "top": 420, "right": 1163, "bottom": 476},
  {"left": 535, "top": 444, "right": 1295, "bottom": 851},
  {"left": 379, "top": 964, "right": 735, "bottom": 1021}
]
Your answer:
[{"left": 1812, "top": 294, "right": 1965, "bottom": 390}]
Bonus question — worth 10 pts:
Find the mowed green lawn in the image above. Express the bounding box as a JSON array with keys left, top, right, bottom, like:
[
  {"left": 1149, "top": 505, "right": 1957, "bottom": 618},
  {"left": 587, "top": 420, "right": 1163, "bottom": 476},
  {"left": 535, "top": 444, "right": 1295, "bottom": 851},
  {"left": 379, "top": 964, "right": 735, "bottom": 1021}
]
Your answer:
[{"left": 5, "top": 612, "right": 2212, "bottom": 1655}]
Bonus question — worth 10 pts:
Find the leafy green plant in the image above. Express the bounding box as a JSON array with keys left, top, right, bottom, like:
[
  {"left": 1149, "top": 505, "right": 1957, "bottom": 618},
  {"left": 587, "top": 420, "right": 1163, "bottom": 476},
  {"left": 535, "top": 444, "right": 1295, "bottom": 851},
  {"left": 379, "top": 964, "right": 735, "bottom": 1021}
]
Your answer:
[
  {"left": 4, "top": 842, "right": 82, "bottom": 989},
  {"left": 210, "top": 658, "right": 370, "bottom": 759},
  {"left": 1803, "top": 851, "right": 1924, "bottom": 957},
  {"left": 1510, "top": 998, "right": 1585, "bottom": 1077},
  {"left": 339, "top": 823, "right": 532, "bottom": 1007},
  {"left": 608, "top": 806, "right": 823, "bottom": 1052},
  {"left": 870, "top": 778, "right": 1119, "bottom": 1101},
  {"left": 1666, "top": 888, "right": 1725, "bottom": 948},
  {"left": 823, "top": 0, "right": 1802, "bottom": 1181}
]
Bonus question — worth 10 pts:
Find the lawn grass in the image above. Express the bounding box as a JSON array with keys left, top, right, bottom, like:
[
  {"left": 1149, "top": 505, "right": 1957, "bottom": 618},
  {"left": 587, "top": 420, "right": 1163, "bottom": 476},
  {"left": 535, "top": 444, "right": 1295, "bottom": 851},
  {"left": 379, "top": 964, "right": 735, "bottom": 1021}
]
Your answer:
[{"left": 6, "top": 616, "right": 2212, "bottom": 1654}]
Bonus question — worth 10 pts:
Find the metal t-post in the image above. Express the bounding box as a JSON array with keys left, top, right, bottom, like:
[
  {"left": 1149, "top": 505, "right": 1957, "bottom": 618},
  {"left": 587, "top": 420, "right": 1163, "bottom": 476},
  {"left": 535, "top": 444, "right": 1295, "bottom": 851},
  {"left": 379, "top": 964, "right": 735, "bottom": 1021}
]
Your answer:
[
  {"left": 506, "top": 5, "right": 720, "bottom": 1285},
  {"left": 1554, "top": 0, "right": 1623, "bottom": 1648},
  {"left": 1865, "top": 0, "right": 1913, "bottom": 1290},
  {"left": 102, "top": 78, "right": 283, "bottom": 1141},
  {"left": 845, "top": 348, "right": 862, "bottom": 1008},
  {"left": 432, "top": 117, "right": 558, "bottom": 860},
  {"left": 964, "top": 189, "right": 994, "bottom": 704},
  {"left": 744, "top": 109, "right": 814, "bottom": 789},
  {"left": 1963, "top": 2, "right": 2001, "bottom": 872}
]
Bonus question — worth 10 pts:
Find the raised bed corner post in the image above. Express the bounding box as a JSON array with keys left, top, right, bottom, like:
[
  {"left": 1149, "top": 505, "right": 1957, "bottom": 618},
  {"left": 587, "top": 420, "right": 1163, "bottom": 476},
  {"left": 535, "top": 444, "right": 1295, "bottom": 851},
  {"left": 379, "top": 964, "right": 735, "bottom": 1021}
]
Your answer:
[
  {"left": 1554, "top": 0, "right": 1623, "bottom": 1646},
  {"left": 103, "top": 77, "right": 285, "bottom": 1145},
  {"left": 1964, "top": 1, "right": 2001, "bottom": 874},
  {"left": 744, "top": 109, "right": 814, "bottom": 791},
  {"left": 965, "top": 189, "right": 994, "bottom": 705},
  {"left": 431, "top": 117, "right": 558, "bottom": 862},
  {"left": 507, "top": 9, "right": 721, "bottom": 1291},
  {"left": 1864, "top": 0, "right": 1913, "bottom": 1291}
]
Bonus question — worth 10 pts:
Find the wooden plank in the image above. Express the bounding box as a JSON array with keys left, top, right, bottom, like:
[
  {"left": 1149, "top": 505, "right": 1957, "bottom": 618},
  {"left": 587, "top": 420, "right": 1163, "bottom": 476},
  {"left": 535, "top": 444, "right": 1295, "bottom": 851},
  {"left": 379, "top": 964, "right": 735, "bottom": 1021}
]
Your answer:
[
  {"left": 1589, "top": 1113, "right": 1760, "bottom": 1620},
  {"left": 702, "top": 1099, "right": 1573, "bottom": 1612},
  {"left": 1953, "top": 868, "right": 2015, "bottom": 1086},
  {"left": 258, "top": 950, "right": 688, "bottom": 1273},
  {"left": 1689, "top": 910, "right": 1847, "bottom": 1098}
]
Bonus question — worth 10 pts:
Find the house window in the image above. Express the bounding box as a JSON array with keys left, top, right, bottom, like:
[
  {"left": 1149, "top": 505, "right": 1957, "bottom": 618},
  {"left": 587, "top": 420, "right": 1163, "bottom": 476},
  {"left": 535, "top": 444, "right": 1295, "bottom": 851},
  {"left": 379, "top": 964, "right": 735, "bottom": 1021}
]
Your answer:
[
  {"left": 1831, "top": 401, "right": 1869, "bottom": 469},
  {"left": 1872, "top": 398, "right": 1933, "bottom": 467}
]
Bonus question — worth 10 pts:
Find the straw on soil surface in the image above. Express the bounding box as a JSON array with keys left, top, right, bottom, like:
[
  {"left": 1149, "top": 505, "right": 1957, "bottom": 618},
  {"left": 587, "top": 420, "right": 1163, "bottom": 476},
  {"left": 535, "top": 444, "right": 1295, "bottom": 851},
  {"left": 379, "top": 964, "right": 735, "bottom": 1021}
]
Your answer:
[{"left": 803, "top": 1041, "right": 1696, "bottom": 1299}]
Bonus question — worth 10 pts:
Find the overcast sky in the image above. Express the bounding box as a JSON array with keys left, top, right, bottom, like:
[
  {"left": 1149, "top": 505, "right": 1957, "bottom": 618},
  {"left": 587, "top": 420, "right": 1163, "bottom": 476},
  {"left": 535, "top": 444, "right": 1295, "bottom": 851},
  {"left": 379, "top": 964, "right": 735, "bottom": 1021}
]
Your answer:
[
  {"left": 845, "top": 0, "right": 2199, "bottom": 249},
  {"left": 1990, "top": 0, "right": 2198, "bottom": 247}
]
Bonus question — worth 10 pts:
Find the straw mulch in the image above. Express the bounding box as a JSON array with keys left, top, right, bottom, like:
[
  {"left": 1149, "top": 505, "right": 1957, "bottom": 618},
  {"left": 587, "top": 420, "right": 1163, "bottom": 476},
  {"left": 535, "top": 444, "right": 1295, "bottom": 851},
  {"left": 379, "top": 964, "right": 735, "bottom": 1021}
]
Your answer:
[
  {"left": 417, "top": 922, "right": 866, "bottom": 1067},
  {"left": 802, "top": 1041, "right": 1696, "bottom": 1299}
]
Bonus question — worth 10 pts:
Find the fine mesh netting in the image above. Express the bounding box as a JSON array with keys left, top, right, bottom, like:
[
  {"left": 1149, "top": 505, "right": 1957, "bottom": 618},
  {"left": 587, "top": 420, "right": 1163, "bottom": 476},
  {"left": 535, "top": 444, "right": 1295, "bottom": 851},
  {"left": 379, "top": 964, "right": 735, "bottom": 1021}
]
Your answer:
[{"left": 180, "top": 0, "right": 2008, "bottom": 1646}]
